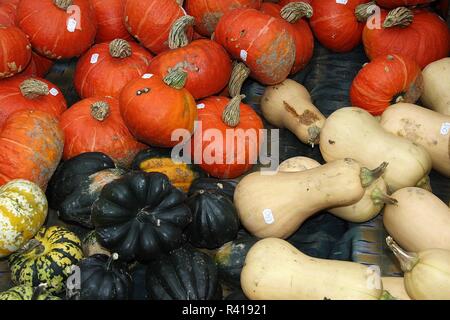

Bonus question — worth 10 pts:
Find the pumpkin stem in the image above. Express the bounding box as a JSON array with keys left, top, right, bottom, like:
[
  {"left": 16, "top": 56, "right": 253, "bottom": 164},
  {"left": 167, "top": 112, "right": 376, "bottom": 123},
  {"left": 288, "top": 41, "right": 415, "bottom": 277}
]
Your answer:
[
  {"left": 168, "top": 15, "right": 195, "bottom": 49},
  {"left": 53, "top": 0, "right": 73, "bottom": 10},
  {"left": 163, "top": 68, "right": 188, "bottom": 89},
  {"left": 19, "top": 79, "right": 49, "bottom": 99},
  {"left": 91, "top": 101, "right": 110, "bottom": 121},
  {"left": 383, "top": 7, "right": 414, "bottom": 28},
  {"left": 355, "top": 1, "right": 377, "bottom": 22},
  {"left": 106, "top": 253, "right": 119, "bottom": 271},
  {"left": 228, "top": 62, "right": 250, "bottom": 98},
  {"left": 360, "top": 162, "right": 388, "bottom": 188},
  {"left": 386, "top": 236, "right": 419, "bottom": 272},
  {"left": 280, "top": 2, "right": 313, "bottom": 23},
  {"left": 416, "top": 175, "right": 432, "bottom": 192},
  {"left": 370, "top": 187, "right": 398, "bottom": 206},
  {"left": 379, "top": 290, "right": 397, "bottom": 300},
  {"left": 31, "top": 283, "right": 48, "bottom": 301},
  {"left": 307, "top": 125, "right": 321, "bottom": 147},
  {"left": 175, "top": 0, "right": 184, "bottom": 5},
  {"left": 19, "top": 239, "right": 45, "bottom": 255},
  {"left": 109, "top": 39, "right": 132, "bottom": 58},
  {"left": 222, "top": 94, "right": 245, "bottom": 127}
]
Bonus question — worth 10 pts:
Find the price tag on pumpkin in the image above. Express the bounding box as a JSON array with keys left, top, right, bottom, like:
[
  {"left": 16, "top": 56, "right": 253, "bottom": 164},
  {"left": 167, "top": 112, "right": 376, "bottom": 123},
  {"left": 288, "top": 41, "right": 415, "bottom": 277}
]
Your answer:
[
  {"left": 49, "top": 88, "right": 59, "bottom": 96},
  {"left": 67, "top": 18, "right": 77, "bottom": 33},
  {"left": 142, "top": 73, "right": 153, "bottom": 79},
  {"left": 90, "top": 53, "right": 99, "bottom": 64},
  {"left": 262, "top": 209, "right": 275, "bottom": 225},
  {"left": 336, "top": 0, "right": 348, "bottom": 4},
  {"left": 240, "top": 50, "right": 248, "bottom": 62},
  {"left": 196, "top": 103, "right": 205, "bottom": 109}
]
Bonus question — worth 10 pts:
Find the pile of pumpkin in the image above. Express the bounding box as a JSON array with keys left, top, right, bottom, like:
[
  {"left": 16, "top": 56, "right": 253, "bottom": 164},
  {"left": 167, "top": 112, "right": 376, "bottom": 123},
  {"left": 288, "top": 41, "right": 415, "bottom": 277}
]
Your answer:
[{"left": 0, "top": 0, "right": 449, "bottom": 300}]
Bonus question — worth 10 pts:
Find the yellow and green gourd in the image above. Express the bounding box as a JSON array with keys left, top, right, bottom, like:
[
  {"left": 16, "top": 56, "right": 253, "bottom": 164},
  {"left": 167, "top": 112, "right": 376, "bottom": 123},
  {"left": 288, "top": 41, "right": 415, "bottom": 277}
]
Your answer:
[{"left": 0, "top": 284, "right": 60, "bottom": 300}]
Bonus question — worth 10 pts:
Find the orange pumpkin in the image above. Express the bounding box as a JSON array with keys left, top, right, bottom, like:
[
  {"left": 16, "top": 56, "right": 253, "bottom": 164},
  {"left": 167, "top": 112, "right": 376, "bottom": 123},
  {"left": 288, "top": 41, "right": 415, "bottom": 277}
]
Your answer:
[
  {"left": 0, "top": 76, "right": 67, "bottom": 128},
  {"left": 91, "top": 0, "right": 133, "bottom": 43},
  {"left": 60, "top": 96, "right": 146, "bottom": 167},
  {"left": 119, "top": 71, "right": 197, "bottom": 147},
  {"left": 0, "top": 25, "right": 31, "bottom": 79},
  {"left": 22, "top": 52, "right": 54, "bottom": 78},
  {"left": 0, "top": 0, "right": 19, "bottom": 27},
  {"left": 0, "top": 110, "right": 64, "bottom": 189},
  {"left": 74, "top": 39, "right": 153, "bottom": 99}
]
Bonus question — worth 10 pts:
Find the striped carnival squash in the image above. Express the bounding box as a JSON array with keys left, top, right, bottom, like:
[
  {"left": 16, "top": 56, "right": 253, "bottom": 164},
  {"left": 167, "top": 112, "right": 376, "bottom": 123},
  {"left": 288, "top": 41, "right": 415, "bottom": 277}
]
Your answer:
[
  {"left": 0, "top": 110, "right": 64, "bottom": 189},
  {"left": 8, "top": 226, "right": 83, "bottom": 294},
  {"left": 0, "top": 284, "right": 60, "bottom": 300},
  {"left": 0, "top": 180, "right": 47, "bottom": 258}
]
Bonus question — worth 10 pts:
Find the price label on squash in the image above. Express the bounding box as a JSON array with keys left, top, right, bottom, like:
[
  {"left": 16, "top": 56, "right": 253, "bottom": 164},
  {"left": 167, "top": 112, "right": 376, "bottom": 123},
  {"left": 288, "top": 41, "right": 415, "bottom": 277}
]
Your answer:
[
  {"left": 196, "top": 103, "right": 205, "bottom": 109},
  {"left": 440, "top": 122, "right": 450, "bottom": 135},
  {"left": 67, "top": 18, "right": 77, "bottom": 33},
  {"left": 49, "top": 88, "right": 59, "bottom": 96},
  {"left": 142, "top": 73, "right": 153, "bottom": 79},
  {"left": 90, "top": 53, "right": 99, "bottom": 64},
  {"left": 262, "top": 209, "right": 275, "bottom": 225},
  {"left": 336, "top": 0, "right": 348, "bottom": 4},
  {"left": 240, "top": 50, "right": 248, "bottom": 62}
]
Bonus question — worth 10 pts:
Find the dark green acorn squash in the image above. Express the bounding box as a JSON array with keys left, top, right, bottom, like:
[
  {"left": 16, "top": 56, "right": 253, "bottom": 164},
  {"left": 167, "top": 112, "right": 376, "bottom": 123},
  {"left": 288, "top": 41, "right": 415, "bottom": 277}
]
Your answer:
[
  {"left": 0, "top": 284, "right": 61, "bottom": 300},
  {"left": 47, "top": 152, "right": 124, "bottom": 228},
  {"left": 132, "top": 148, "right": 204, "bottom": 193},
  {"left": 130, "top": 263, "right": 150, "bottom": 300},
  {"left": 185, "top": 178, "right": 240, "bottom": 249},
  {"left": 71, "top": 254, "right": 132, "bottom": 300},
  {"left": 145, "top": 245, "right": 222, "bottom": 300},
  {"left": 91, "top": 171, "right": 192, "bottom": 261}
]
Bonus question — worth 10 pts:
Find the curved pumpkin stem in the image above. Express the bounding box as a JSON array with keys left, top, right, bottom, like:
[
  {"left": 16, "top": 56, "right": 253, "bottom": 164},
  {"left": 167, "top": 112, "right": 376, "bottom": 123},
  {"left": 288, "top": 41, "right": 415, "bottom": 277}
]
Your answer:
[
  {"left": 223, "top": 94, "right": 245, "bottom": 127},
  {"left": 168, "top": 15, "right": 195, "bottom": 49},
  {"left": 383, "top": 7, "right": 414, "bottom": 28},
  {"left": 228, "top": 62, "right": 251, "bottom": 98},
  {"left": 109, "top": 39, "right": 132, "bottom": 58},
  {"left": 280, "top": 2, "right": 313, "bottom": 23},
  {"left": 360, "top": 162, "right": 388, "bottom": 188},
  {"left": 163, "top": 68, "right": 188, "bottom": 89},
  {"left": 370, "top": 187, "right": 398, "bottom": 206},
  {"left": 19, "top": 79, "right": 49, "bottom": 99},
  {"left": 19, "top": 239, "right": 45, "bottom": 255},
  {"left": 31, "top": 283, "right": 49, "bottom": 301},
  {"left": 91, "top": 101, "right": 110, "bottom": 121},
  {"left": 53, "top": 0, "right": 73, "bottom": 10},
  {"left": 106, "top": 253, "right": 119, "bottom": 271},
  {"left": 355, "top": 1, "right": 377, "bottom": 22},
  {"left": 386, "top": 236, "right": 419, "bottom": 272}
]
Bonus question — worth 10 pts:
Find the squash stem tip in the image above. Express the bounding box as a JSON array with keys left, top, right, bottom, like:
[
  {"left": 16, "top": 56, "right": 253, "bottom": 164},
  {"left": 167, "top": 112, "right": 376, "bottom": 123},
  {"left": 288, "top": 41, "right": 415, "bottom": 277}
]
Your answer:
[
  {"left": 385, "top": 236, "right": 419, "bottom": 272},
  {"left": 168, "top": 15, "right": 195, "bottom": 49},
  {"left": 308, "top": 125, "right": 321, "bottom": 147},
  {"left": 360, "top": 162, "right": 388, "bottom": 188},
  {"left": 223, "top": 94, "right": 246, "bottom": 127},
  {"left": 371, "top": 188, "right": 398, "bottom": 206},
  {"left": 164, "top": 68, "right": 188, "bottom": 89},
  {"left": 229, "top": 62, "right": 251, "bottom": 98},
  {"left": 383, "top": 7, "right": 414, "bottom": 28},
  {"left": 280, "top": 2, "right": 314, "bottom": 23},
  {"left": 379, "top": 290, "right": 397, "bottom": 300}
]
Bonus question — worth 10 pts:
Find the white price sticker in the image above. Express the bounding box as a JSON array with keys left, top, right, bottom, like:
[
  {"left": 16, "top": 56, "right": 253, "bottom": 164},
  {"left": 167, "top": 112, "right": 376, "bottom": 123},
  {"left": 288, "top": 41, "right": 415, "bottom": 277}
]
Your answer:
[
  {"left": 90, "top": 53, "right": 99, "bottom": 64},
  {"left": 49, "top": 88, "right": 59, "bottom": 96},
  {"left": 336, "top": 0, "right": 348, "bottom": 4},
  {"left": 67, "top": 18, "right": 77, "bottom": 33},
  {"left": 440, "top": 122, "right": 450, "bottom": 135},
  {"left": 262, "top": 209, "right": 275, "bottom": 225},
  {"left": 142, "top": 73, "right": 153, "bottom": 79},
  {"left": 240, "top": 50, "right": 248, "bottom": 62},
  {"left": 196, "top": 103, "right": 205, "bottom": 109}
]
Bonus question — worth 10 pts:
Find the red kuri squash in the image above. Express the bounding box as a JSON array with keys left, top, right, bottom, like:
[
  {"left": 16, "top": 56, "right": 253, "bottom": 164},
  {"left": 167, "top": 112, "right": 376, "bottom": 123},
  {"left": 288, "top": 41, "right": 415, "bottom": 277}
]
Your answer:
[
  {"left": 375, "top": 0, "right": 436, "bottom": 8},
  {"left": 0, "top": 76, "right": 66, "bottom": 128},
  {"left": 60, "top": 96, "right": 146, "bottom": 167},
  {"left": 16, "top": 0, "right": 97, "bottom": 59},
  {"left": 185, "top": 0, "right": 262, "bottom": 37},
  {"left": 214, "top": 8, "right": 296, "bottom": 85},
  {"left": 148, "top": 39, "right": 232, "bottom": 100},
  {"left": 91, "top": 0, "right": 132, "bottom": 43},
  {"left": 0, "top": 0, "right": 18, "bottom": 27},
  {"left": 362, "top": 8, "right": 450, "bottom": 68},
  {"left": 22, "top": 52, "right": 54, "bottom": 78},
  {"left": 119, "top": 70, "right": 197, "bottom": 147},
  {"left": 74, "top": 39, "right": 153, "bottom": 99},
  {"left": 309, "top": 0, "right": 368, "bottom": 52},
  {"left": 124, "top": 0, "right": 193, "bottom": 54},
  {"left": 350, "top": 54, "right": 423, "bottom": 115},
  {"left": 189, "top": 95, "right": 264, "bottom": 179},
  {"left": 260, "top": 2, "right": 314, "bottom": 74},
  {"left": 0, "top": 110, "right": 64, "bottom": 189},
  {"left": 0, "top": 25, "right": 31, "bottom": 79}
]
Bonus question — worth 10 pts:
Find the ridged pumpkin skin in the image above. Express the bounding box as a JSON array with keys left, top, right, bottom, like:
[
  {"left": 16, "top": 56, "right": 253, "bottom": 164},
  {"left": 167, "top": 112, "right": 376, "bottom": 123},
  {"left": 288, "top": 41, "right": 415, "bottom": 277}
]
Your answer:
[
  {"left": 0, "top": 180, "right": 47, "bottom": 258},
  {"left": 0, "top": 285, "right": 60, "bottom": 300},
  {"left": 74, "top": 40, "right": 153, "bottom": 99},
  {"left": 0, "top": 0, "right": 19, "bottom": 27},
  {"left": 190, "top": 96, "right": 264, "bottom": 179},
  {"left": 119, "top": 74, "right": 197, "bottom": 147},
  {"left": 91, "top": 0, "right": 132, "bottom": 43},
  {"left": 260, "top": 2, "right": 314, "bottom": 74},
  {"left": 309, "top": 0, "right": 366, "bottom": 53},
  {"left": 185, "top": 0, "right": 262, "bottom": 36},
  {"left": 375, "top": 0, "right": 436, "bottom": 8},
  {"left": 22, "top": 52, "right": 54, "bottom": 78},
  {"left": 350, "top": 54, "right": 423, "bottom": 115},
  {"left": 0, "top": 26, "right": 31, "bottom": 78},
  {"left": 0, "top": 110, "right": 64, "bottom": 189},
  {"left": 60, "top": 96, "right": 146, "bottom": 167},
  {"left": 148, "top": 39, "right": 232, "bottom": 99},
  {"left": 8, "top": 226, "right": 83, "bottom": 294},
  {"left": 363, "top": 9, "right": 450, "bottom": 68},
  {"left": 124, "top": 0, "right": 193, "bottom": 54},
  {"left": 0, "top": 76, "right": 67, "bottom": 128},
  {"left": 214, "top": 8, "right": 296, "bottom": 85},
  {"left": 16, "top": 0, "right": 97, "bottom": 59}
]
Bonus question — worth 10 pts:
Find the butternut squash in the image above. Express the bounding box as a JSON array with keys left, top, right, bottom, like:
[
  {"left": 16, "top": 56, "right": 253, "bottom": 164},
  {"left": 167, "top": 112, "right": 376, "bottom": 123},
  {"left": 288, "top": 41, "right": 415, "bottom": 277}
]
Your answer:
[
  {"left": 387, "top": 237, "right": 450, "bottom": 300},
  {"left": 278, "top": 157, "right": 395, "bottom": 223},
  {"left": 384, "top": 187, "right": 450, "bottom": 252},
  {"left": 380, "top": 103, "right": 450, "bottom": 177},
  {"left": 241, "top": 238, "right": 384, "bottom": 300},
  {"left": 381, "top": 277, "right": 411, "bottom": 300},
  {"left": 261, "top": 79, "right": 326, "bottom": 146},
  {"left": 319, "top": 107, "right": 432, "bottom": 192},
  {"left": 234, "top": 158, "right": 387, "bottom": 239},
  {"left": 421, "top": 57, "right": 450, "bottom": 116}
]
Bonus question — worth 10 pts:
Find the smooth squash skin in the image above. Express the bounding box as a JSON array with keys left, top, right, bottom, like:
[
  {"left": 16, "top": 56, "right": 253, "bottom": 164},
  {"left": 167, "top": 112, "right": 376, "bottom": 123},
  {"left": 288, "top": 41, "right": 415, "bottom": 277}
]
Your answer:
[
  {"left": 241, "top": 238, "right": 383, "bottom": 300},
  {"left": 381, "top": 277, "right": 411, "bottom": 300},
  {"left": 234, "top": 158, "right": 381, "bottom": 239},
  {"left": 380, "top": 103, "right": 450, "bottom": 178},
  {"left": 261, "top": 78, "right": 325, "bottom": 146},
  {"left": 319, "top": 107, "right": 432, "bottom": 192},
  {"left": 421, "top": 57, "right": 450, "bottom": 116},
  {"left": 387, "top": 237, "right": 450, "bottom": 300},
  {"left": 278, "top": 157, "right": 394, "bottom": 223},
  {"left": 384, "top": 187, "right": 450, "bottom": 252}
]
